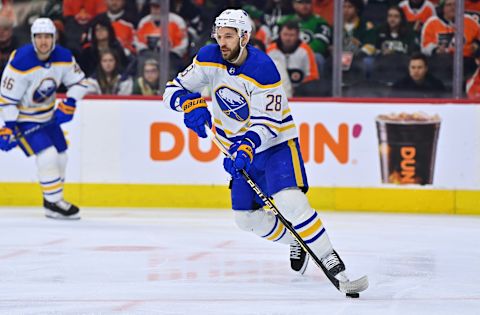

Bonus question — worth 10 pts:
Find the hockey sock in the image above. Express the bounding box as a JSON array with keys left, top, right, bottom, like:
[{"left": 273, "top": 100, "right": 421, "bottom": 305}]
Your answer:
[
  {"left": 36, "top": 147, "right": 63, "bottom": 203},
  {"left": 273, "top": 189, "right": 333, "bottom": 258},
  {"left": 57, "top": 152, "right": 68, "bottom": 183},
  {"left": 234, "top": 209, "right": 294, "bottom": 244}
]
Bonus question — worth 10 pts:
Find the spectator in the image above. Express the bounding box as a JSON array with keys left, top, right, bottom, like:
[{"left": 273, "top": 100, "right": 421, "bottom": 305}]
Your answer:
[
  {"left": 398, "top": 0, "right": 437, "bottom": 33},
  {"left": 63, "top": 0, "right": 107, "bottom": 56},
  {"left": 79, "top": 17, "right": 130, "bottom": 77},
  {"left": 466, "top": 51, "right": 480, "bottom": 99},
  {"left": 343, "top": 0, "right": 376, "bottom": 57},
  {"left": 375, "top": 6, "right": 418, "bottom": 56},
  {"left": 312, "top": 0, "right": 333, "bottom": 26},
  {"left": 132, "top": 58, "right": 160, "bottom": 95},
  {"left": 276, "top": 0, "right": 331, "bottom": 63},
  {"left": 0, "top": 0, "right": 16, "bottom": 27},
  {"left": 124, "top": 0, "right": 150, "bottom": 25},
  {"left": 466, "top": 0, "right": 480, "bottom": 15},
  {"left": 342, "top": 0, "right": 376, "bottom": 79},
  {"left": 43, "top": 0, "right": 68, "bottom": 48},
  {"left": 244, "top": 4, "right": 273, "bottom": 47},
  {"left": 264, "top": 0, "right": 295, "bottom": 29},
  {"left": 86, "top": 50, "right": 133, "bottom": 95},
  {"left": 421, "top": 0, "right": 480, "bottom": 58},
  {"left": 267, "top": 20, "right": 319, "bottom": 96},
  {"left": 136, "top": 0, "right": 189, "bottom": 59},
  {"left": 0, "top": 18, "right": 19, "bottom": 77},
  {"left": 390, "top": 52, "right": 446, "bottom": 97},
  {"left": 170, "top": 0, "right": 204, "bottom": 45},
  {"left": 92, "top": 0, "right": 137, "bottom": 55}
]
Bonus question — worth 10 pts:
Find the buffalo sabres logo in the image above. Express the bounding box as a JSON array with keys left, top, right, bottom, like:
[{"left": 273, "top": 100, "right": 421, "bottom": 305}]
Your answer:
[
  {"left": 33, "top": 78, "right": 57, "bottom": 103},
  {"left": 214, "top": 86, "right": 249, "bottom": 122}
]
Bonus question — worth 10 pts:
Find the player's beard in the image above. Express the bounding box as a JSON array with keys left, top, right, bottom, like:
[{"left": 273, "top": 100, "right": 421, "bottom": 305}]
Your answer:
[{"left": 222, "top": 44, "right": 241, "bottom": 62}]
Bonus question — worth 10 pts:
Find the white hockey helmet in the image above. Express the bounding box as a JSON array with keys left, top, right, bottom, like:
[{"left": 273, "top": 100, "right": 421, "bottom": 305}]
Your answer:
[
  {"left": 212, "top": 9, "right": 252, "bottom": 40},
  {"left": 31, "top": 18, "right": 56, "bottom": 54}
]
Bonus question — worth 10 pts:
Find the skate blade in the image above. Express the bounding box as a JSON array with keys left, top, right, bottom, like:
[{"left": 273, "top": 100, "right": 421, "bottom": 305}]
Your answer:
[
  {"left": 45, "top": 209, "right": 81, "bottom": 220},
  {"left": 339, "top": 275, "right": 369, "bottom": 294}
]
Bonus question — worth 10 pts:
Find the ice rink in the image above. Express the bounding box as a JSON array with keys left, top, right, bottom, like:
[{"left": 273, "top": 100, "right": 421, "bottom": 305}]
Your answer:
[{"left": 0, "top": 207, "right": 479, "bottom": 315}]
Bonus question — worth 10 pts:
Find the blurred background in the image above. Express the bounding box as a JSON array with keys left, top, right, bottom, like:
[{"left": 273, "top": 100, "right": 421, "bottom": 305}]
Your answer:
[{"left": 1, "top": 0, "right": 479, "bottom": 99}]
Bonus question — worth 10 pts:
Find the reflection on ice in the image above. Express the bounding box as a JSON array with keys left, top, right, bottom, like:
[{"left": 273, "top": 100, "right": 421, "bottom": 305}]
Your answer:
[{"left": 0, "top": 208, "right": 479, "bottom": 314}]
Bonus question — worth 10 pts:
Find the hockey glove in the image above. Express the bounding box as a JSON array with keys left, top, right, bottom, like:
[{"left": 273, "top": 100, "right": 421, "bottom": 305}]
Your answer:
[
  {"left": 223, "top": 131, "right": 261, "bottom": 178},
  {"left": 223, "top": 141, "right": 241, "bottom": 179},
  {"left": 54, "top": 97, "right": 76, "bottom": 125},
  {"left": 181, "top": 92, "right": 212, "bottom": 138},
  {"left": 0, "top": 121, "right": 17, "bottom": 152}
]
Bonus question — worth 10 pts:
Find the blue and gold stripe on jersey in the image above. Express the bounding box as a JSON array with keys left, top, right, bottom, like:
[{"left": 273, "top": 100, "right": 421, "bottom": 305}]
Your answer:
[
  {"left": 9, "top": 44, "right": 74, "bottom": 74},
  {"left": 195, "top": 44, "right": 282, "bottom": 89}
]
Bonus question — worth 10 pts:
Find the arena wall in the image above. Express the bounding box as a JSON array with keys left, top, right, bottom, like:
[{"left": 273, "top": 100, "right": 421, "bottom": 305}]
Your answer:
[{"left": 1, "top": 97, "right": 479, "bottom": 214}]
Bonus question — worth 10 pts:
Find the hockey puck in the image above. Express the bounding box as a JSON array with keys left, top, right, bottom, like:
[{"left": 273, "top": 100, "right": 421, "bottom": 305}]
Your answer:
[{"left": 346, "top": 293, "right": 360, "bottom": 298}]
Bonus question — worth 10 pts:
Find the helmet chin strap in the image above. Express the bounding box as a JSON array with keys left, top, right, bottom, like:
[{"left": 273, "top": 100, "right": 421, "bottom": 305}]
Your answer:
[{"left": 228, "top": 30, "right": 248, "bottom": 64}]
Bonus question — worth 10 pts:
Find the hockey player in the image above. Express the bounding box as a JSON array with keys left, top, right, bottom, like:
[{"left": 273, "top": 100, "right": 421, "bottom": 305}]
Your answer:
[
  {"left": 0, "top": 18, "right": 88, "bottom": 220},
  {"left": 163, "top": 9, "right": 353, "bottom": 281}
]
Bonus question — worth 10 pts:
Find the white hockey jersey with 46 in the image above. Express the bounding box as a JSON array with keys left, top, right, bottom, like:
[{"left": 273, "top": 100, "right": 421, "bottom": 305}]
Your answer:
[{"left": 0, "top": 44, "right": 87, "bottom": 124}]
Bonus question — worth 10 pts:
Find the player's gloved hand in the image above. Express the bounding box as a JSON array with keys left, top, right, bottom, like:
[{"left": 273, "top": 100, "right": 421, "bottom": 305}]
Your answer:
[
  {"left": 223, "top": 131, "right": 261, "bottom": 178},
  {"left": 54, "top": 97, "right": 76, "bottom": 125},
  {"left": 223, "top": 141, "right": 241, "bottom": 179},
  {"left": 181, "top": 92, "right": 211, "bottom": 138},
  {"left": 0, "top": 121, "right": 18, "bottom": 152}
]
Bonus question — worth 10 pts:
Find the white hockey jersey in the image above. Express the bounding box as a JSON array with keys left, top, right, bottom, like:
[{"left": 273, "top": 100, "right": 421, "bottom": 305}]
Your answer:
[
  {"left": 163, "top": 44, "right": 298, "bottom": 153},
  {"left": 0, "top": 44, "right": 88, "bottom": 124}
]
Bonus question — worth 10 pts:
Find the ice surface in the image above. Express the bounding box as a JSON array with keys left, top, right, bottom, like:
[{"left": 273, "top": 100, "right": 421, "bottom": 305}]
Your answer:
[{"left": 0, "top": 208, "right": 479, "bottom": 315}]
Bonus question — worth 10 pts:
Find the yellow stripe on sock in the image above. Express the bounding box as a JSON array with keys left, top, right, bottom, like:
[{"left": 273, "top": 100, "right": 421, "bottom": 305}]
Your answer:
[
  {"left": 267, "top": 224, "right": 285, "bottom": 241},
  {"left": 298, "top": 219, "right": 322, "bottom": 239},
  {"left": 41, "top": 182, "right": 63, "bottom": 192}
]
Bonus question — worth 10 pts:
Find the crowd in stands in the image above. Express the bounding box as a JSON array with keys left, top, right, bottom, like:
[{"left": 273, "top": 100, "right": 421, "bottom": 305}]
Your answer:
[{"left": 0, "top": 0, "right": 479, "bottom": 99}]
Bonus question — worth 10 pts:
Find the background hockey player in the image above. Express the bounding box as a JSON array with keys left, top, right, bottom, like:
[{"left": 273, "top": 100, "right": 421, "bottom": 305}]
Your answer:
[
  {"left": 0, "top": 18, "right": 88, "bottom": 220},
  {"left": 163, "top": 9, "right": 355, "bottom": 282}
]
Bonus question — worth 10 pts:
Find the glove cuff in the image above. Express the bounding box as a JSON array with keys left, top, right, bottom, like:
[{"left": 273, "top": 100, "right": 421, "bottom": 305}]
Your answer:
[
  {"left": 243, "top": 131, "right": 261, "bottom": 149},
  {"left": 58, "top": 100, "right": 76, "bottom": 114},
  {"left": 238, "top": 143, "right": 254, "bottom": 161},
  {"left": 182, "top": 97, "right": 207, "bottom": 113}
]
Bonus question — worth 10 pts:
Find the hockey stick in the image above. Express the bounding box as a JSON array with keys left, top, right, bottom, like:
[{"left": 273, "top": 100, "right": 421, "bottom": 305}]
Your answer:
[{"left": 206, "top": 127, "right": 368, "bottom": 296}]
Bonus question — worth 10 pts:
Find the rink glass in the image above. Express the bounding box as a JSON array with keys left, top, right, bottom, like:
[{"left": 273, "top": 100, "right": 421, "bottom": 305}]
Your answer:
[{"left": 376, "top": 113, "right": 441, "bottom": 185}]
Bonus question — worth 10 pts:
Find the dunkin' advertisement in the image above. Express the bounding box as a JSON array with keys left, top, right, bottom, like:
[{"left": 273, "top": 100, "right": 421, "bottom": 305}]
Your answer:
[
  {"left": 0, "top": 99, "right": 479, "bottom": 190},
  {"left": 376, "top": 112, "right": 441, "bottom": 185}
]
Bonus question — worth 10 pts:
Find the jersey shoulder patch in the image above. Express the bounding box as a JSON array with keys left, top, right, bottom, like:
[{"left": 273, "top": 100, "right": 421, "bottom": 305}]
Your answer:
[
  {"left": 241, "top": 45, "right": 281, "bottom": 87},
  {"left": 196, "top": 44, "right": 224, "bottom": 65},
  {"left": 9, "top": 44, "right": 42, "bottom": 72},
  {"left": 50, "top": 45, "right": 73, "bottom": 63}
]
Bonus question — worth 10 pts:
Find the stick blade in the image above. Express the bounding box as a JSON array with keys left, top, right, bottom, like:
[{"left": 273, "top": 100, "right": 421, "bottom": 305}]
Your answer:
[{"left": 339, "top": 275, "right": 369, "bottom": 294}]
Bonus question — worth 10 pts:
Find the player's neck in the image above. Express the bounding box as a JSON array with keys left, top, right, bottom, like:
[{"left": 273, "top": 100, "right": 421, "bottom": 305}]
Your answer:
[{"left": 37, "top": 53, "right": 50, "bottom": 61}]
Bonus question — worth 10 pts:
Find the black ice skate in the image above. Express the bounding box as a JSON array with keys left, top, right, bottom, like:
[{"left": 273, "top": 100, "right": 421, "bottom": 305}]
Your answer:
[
  {"left": 290, "top": 240, "right": 309, "bottom": 274},
  {"left": 320, "top": 250, "right": 347, "bottom": 280},
  {"left": 44, "top": 199, "right": 80, "bottom": 220}
]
